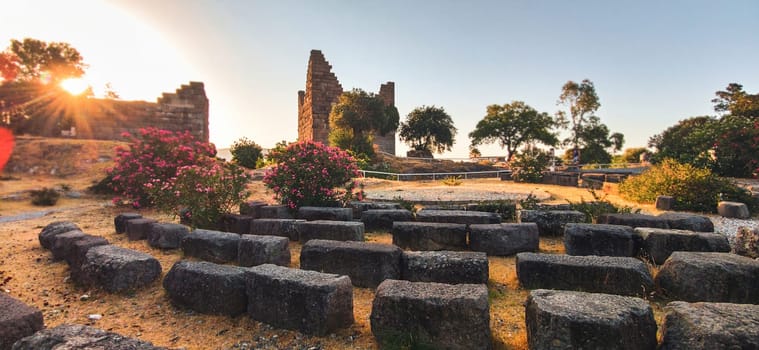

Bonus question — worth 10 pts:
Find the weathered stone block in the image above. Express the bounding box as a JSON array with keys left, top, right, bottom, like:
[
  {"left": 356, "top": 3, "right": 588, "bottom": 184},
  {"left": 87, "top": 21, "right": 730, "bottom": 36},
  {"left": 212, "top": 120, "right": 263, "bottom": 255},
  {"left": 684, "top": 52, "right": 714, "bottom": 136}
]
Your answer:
[
  {"left": 238, "top": 234, "right": 290, "bottom": 267},
  {"left": 114, "top": 213, "right": 142, "bottom": 234},
  {"left": 163, "top": 260, "right": 248, "bottom": 316},
  {"left": 349, "top": 201, "right": 402, "bottom": 218},
  {"left": 469, "top": 223, "right": 539, "bottom": 256},
  {"left": 392, "top": 222, "right": 467, "bottom": 251},
  {"left": 518, "top": 210, "right": 586, "bottom": 236},
  {"left": 525, "top": 289, "right": 657, "bottom": 350},
  {"left": 717, "top": 201, "right": 750, "bottom": 219},
  {"left": 219, "top": 214, "right": 254, "bottom": 234},
  {"left": 655, "top": 252, "right": 759, "bottom": 303},
  {"left": 38, "top": 221, "right": 80, "bottom": 249},
  {"left": 658, "top": 212, "right": 714, "bottom": 232},
  {"left": 401, "top": 251, "right": 488, "bottom": 285},
  {"left": 80, "top": 245, "right": 162, "bottom": 293},
  {"left": 635, "top": 227, "right": 730, "bottom": 264},
  {"left": 50, "top": 230, "right": 87, "bottom": 261},
  {"left": 659, "top": 301, "right": 759, "bottom": 350},
  {"left": 415, "top": 209, "right": 501, "bottom": 225},
  {"left": 249, "top": 218, "right": 304, "bottom": 241},
  {"left": 0, "top": 293, "right": 43, "bottom": 350},
  {"left": 63, "top": 235, "right": 109, "bottom": 281},
  {"left": 181, "top": 229, "right": 241, "bottom": 263},
  {"left": 146, "top": 223, "right": 189, "bottom": 249},
  {"left": 656, "top": 195, "right": 675, "bottom": 210},
  {"left": 300, "top": 239, "right": 401, "bottom": 288},
  {"left": 239, "top": 200, "right": 267, "bottom": 217},
  {"left": 598, "top": 213, "right": 669, "bottom": 229},
  {"left": 361, "top": 209, "right": 414, "bottom": 231},
  {"left": 245, "top": 264, "right": 354, "bottom": 335},
  {"left": 516, "top": 252, "right": 654, "bottom": 296},
  {"left": 11, "top": 324, "right": 165, "bottom": 350},
  {"left": 371, "top": 279, "right": 491, "bottom": 350},
  {"left": 296, "top": 220, "right": 364, "bottom": 243},
  {"left": 125, "top": 218, "right": 157, "bottom": 241},
  {"left": 259, "top": 205, "right": 294, "bottom": 219},
  {"left": 564, "top": 223, "right": 639, "bottom": 257},
  {"left": 296, "top": 206, "right": 353, "bottom": 221}
]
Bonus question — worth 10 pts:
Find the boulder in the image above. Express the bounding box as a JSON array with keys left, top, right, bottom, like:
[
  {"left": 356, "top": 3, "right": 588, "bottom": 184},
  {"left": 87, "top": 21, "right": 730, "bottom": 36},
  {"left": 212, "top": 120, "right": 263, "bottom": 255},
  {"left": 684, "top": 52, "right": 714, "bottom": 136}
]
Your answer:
[
  {"left": 163, "top": 260, "right": 248, "bottom": 316},
  {"left": 655, "top": 252, "right": 759, "bottom": 303},
  {"left": 717, "top": 201, "right": 750, "bottom": 219},
  {"left": 62, "top": 235, "right": 109, "bottom": 282},
  {"left": 245, "top": 264, "right": 354, "bottom": 335},
  {"left": 392, "top": 222, "right": 467, "bottom": 251},
  {"left": 598, "top": 213, "right": 669, "bottom": 229},
  {"left": 181, "top": 229, "right": 241, "bottom": 263},
  {"left": 38, "top": 221, "right": 80, "bottom": 249},
  {"left": 219, "top": 213, "right": 254, "bottom": 234},
  {"left": 635, "top": 227, "right": 730, "bottom": 264},
  {"left": 113, "top": 213, "right": 141, "bottom": 234},
  {"left": 371, "top": 279, "right": 491, "bottom": 350},
  {"left": 296, "top": 206, "right": 353, "bottom": 221},
  {"left": 50, "top": 230, "right": 87, "bottom": 261},
  {"left": 401, "top": 251, "right": 488, "bottom": 285},
  {"left": 518, "top": 210, "right": 586, "bottom": 236},
  {"left": 80, "top": 245, "right": 162, "bottom": 293},
  {"left": 658, "top": 212, "right": 714, "bottom": 232},
  {"left": 0, "top": 293, "right": 43, "bottom": 350},
  {"left": 125, "top": 218, "right": 157, "bottom": 241},
  {"left": 563, "top": 223, "right": 639, "bottom": 257},
  {"left": 516, "top": 252, "right": 654, "bottom": 297},
  {"left": 525, "top": 289, "right": 657, "bottom": 350},
  {"left": 300, "top": 239, "right": 401, "bottom": 288},
  {"left": 656, "top": 195, "right": 675, "bottom": 210},
  {"left": 659, "top": 301, "right": 759, "bottom": 350},
  {"left": 732, "top": 226, "right": 759, "bottom": 258},
  {"left": 361, "top": 209, "right": 414, "bottom": 231},
  {"left": 296, "top": 220, "right": 364, "bottom": 243},
  {"left": 415, "top": 209, "right": 501, "bottom": 225},
  {"left": 249, "top": 218, "right": 304, "bottom": 241},
  {"left": 238, "top": 234, "right": 290, "bottom": 267},
  {"left": 259, "top": 205, "right": 294, "bottom": 219},
  {"left": 146, "top": 223, "right": 189, "bottom": 249},
  {"left": 11, "top": 324, "right": 166, "bottom": 350},
  {"left": 469, "top": 223, "right": 539, "bottom": 256}
]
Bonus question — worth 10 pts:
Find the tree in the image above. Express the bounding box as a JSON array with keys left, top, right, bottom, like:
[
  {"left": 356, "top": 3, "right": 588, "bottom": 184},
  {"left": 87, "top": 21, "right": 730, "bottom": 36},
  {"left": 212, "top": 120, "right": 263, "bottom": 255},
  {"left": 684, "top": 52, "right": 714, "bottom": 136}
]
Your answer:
[
  {"left": 230, "top": 137, "right": 263, "bottom": 169},
  {"left": 648, "top": 116, "right": 717, "bottom": 168},
  {"left": 712, "top": 83, "right": 759, "bottom": 119},
  {"left": 7, "top": 38, "right": 86, "bottom": 83},
  {"left": 468, "top": 101, "right": 558, "bottom": 161},
  {"left": 398, "top": 105, "right": 456, "bottom": 155},
  {"left": 328, "top": 89, "right": 399, "bottom": 158},
  {"left": 556, "top": 79, "right": 601, "bottom": 151},
  {"left": 615, "top": 147, "right": 649, "bottom": 164},
  {"left": 103, "top": 83, "right": 120, "bottom": 99},
  {"left": 561, "top": 116, "right": 624, "bottom": 164}
]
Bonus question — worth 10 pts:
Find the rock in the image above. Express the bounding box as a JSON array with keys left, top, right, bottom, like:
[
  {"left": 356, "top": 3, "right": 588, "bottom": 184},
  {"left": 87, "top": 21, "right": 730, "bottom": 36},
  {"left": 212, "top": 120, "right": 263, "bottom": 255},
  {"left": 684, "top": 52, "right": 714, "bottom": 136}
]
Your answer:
[
  {"left": 655, "top": 252, "right": 759, "bottom": 303},
  {"left": 415, "top": 209, "right": 501, "bottom": 225},
  {"left": 564, "top": 223, "right": 639, "bottom": 257},
  {"left": 392, "top": 222, "right": 467, "bottom": 251},
  {"left": 11, "top": 324, "right": 166, "bottom": 350},
  {"left": 518, "top": 210, "right": 586, "bottom": 236},
  {"left": 296, "top": 206, "right": 353, "bottom": 221},
  {"left": 732, "top": 226, "right": 759, "bottom": 258},
  {"left": 181, "top": 229, "right": 241, "bottom": 263},
  {"left": 219, "top": 214, "right": 254, "bottom": 234},
  {"left": 371, "top": 279, "right": 491, "bottom": 350},
  {"left": 360, "top": 209, "right": 414, "bottom": 231},
  {"left": 239, "top": 200, "right": 267, "bottom": 217},
  {"left": 38, "top": 221, "right": 80, "bottom": 249},
  {"left": 469, "top": 223, "right": 539, "bottom": 256},
  {"left": 50, "top": 230, "right": 87, "bottom": 261},
  {"left": 125, "top": 218, "right": 157, "bottom": 241},
  {"left": 300, "top": 239, "right": 401, "bottom": 288},
  {"left": 657, "top": 212, "right": 714, "bottom": 232},
  {"left": 659, "top": 301, "right": 759, "bottom": 349},
  {"left": 113, "top": 213, "right": 141, "bottom": 234},
  {"left": 80, "top": 245, "right": 162, "bottom": 293},
  {"left": 64, "top": 235, "right": 109, "bottom": 282},
  {"left": 238, "top": 234, "right": 290, "bottom": 267},
  {"left": 163, "top": 260, "right": 248, "bottom": 316},
  {"left": 717, "top": 201, "right": 750, "bottom": 219},
  {"left": 296, "top": 220, "right": 364, "bottom": 243},
  {"left": 525, "top": 289, "right": 657, "bottom": 350},
  {"left": 146, "top": 223, "right": 189, "bottom": 250},
  {"left": 259, "top": 205, "right": 294, "bottom": 219},
  {"left": 245, "top": 264, "right": 354, "bottom": 335},
  {"left": 516, "top": 252, "right": 654, "bottom": 297},
  {"left": 349, "top": 201, "right": 401, "bottom": 219},
  {"left": 635, "top": 227, "right": 730, "bottom": 264},
  {"left": 0, "top": 293, "right": 44, "bottom": 350},
  {"left": 656, "top": 195, "right": 675, "bottom": 210},
  {"left": 250, "top": 218, "right": 305, "bottom": 241},
  {"left": 598, "top": 213, "right": 669, "bottom": 229},
  {"left": 401, "top": 251, "right": 489, "bottom": 285}
]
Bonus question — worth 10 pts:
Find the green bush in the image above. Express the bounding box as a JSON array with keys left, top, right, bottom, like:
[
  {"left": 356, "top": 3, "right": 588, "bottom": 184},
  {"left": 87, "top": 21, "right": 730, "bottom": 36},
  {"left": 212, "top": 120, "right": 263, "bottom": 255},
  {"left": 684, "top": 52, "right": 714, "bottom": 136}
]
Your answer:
[
  {"left": 30, "top": 187, "right": 60, "bottom": 206},
  {"left": 510, "top": 149, "right": 549, "bottom": 183},
  {"left": 230, "top": 137, "right": 263, "bottom": 169},
  {"left": 568, "top": 189, "right": 638, "bottom": 223},
  {"left": 468, "top": 200, "right": 517, "bottom": 222}
]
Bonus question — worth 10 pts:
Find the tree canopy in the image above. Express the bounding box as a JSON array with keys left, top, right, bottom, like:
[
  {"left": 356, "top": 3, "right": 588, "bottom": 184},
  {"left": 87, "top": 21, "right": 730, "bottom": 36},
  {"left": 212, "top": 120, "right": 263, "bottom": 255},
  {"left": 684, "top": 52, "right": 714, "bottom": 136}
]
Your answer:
[
  {"left": 2, "top": 38, "right": 86, "bottom": 83},
  {"left": 399, "top": 105, "right": 457, "bottom": 155},
  {"left": 556, "top": 79, "right": 600, "bottom": 150},
  {"left": 328, "top": 89, "right": 399, "bottom": 158},
  {"left": 561, "top": 116, "right": 625, "bottom": 164},
  {"left": 712, "top": 83, "right": 759, "bottom": 119}
]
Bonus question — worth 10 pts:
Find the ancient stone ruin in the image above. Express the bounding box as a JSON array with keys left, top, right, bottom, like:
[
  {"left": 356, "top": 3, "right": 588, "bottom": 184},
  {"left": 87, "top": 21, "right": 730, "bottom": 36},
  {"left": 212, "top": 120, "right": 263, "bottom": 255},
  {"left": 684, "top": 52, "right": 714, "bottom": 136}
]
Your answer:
[{"left": 297, "top": 50, "right": 396, "bottom": 154}]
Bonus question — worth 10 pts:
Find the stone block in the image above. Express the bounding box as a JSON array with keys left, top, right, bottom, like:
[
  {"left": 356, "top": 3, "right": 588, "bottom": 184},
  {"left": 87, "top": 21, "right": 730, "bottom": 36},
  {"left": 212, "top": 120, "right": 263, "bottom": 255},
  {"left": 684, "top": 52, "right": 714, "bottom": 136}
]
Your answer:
[
  {"left": 469, "top": 223, "right": 539, "bottom": 256},
  {"left": 239, "top": 200, "right": 267, "bottom": 217},
  {"left": 80, "top": 245, "right": 162, "bottom": 293},
  {"left": 656, "top": 195, "right": 675, "bottom": 210},
  {"left": 525, "top": 289, "right": 657, "bottom": 350},
  {"left": 11, "top": 324, "right": 165, "bottom": 350},
  {"left": 0, "top": 293, "right": 43, "bottom": 350},
  {"left": 249, "top": 218, "right": 304, "bottom": 241},
  {"left": 296, "top": 206, "right": 353, "bottom": 221},
  {"left": 370, "top": 279, "right": 491, "bottom": 350},
  {"left": 245, "top": 264, "right": 354, "bottom": 335},
  {"left": 658, "top": 212, "right": 714, "bottom": 232},
  {"left": 38, "top": 221, "right": 80, "bottom": 249},
  {"left": 655, "top": 252, "right": 759, "bottom": 303},
  {"left": 518, "top": 210, "right": 586, "bottom": 236},
  {"left": 717, "top": 201, "right": 750, "bottom": 219},
  {"left": 415, "top": 209, "right": 501, "bottom": 225},
  {"left": 125, "top": 218, "right": 157, "bottom": 241},
  {"left": 401, "top": 251, "right": 488, "bottom": 285},
  {"left": 146, "top": 223, "right": 189, "bottom": 249},
  {"left": 732, "top": 226, "right": 759, "bottom": 258},
  {"left": 114, "top": 213, "right": 142, "bottom": 234},
  {"left": 259, "top": 205, "right": 294, "bottom": 219},
  {"left": 163, "top": 260, "right": 248, "bottom": 316},
  {"left": 392, "top": 222, "right": 467, "bottom": 251},
  {"left": 181, "top": 229, "right": 241, "bottom": 263},
  {"left": 238, "top": 234, "right": 290, "bottom": 267},
  {"left": 296, "top": 220, "right": 364, "bottom": 243},
  {"left": 219, "top": 214, "right": 254, "bottom": 234},
  {"left": 300, "top": 239, "right": 401, "bottom": 288},
  {"left": 50, "top": 230, "right": 87, "bottom": 261},
  {"left": 659, "top": 301, "right": 759, "bottom": 349},
  {"left": 635, "top": 227, "right": 730, "bottom": 264},
  {"left": 360, "top": 209, "right": 414, "bottom": 231},
  {"left": 64, "top": 235, "right": 109, "bottom": 282},
  {"left": 564, "top": 223, "right": 639, "bottom": 257},
  {"left": 349, "top": 201, "right": 402, "bottom": 218},
  {"left": 598, "top": 213, "right": 669, "bottom": 229},
  {"left": 516, "top": 252, "right": 654, "bottom": 297}
]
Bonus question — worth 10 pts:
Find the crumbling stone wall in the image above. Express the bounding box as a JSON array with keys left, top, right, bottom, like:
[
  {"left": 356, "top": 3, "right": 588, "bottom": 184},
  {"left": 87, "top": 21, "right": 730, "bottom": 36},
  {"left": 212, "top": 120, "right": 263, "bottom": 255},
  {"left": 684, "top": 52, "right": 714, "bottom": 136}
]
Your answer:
[{"left": 297, "top": 50, "right": 396, "bottom": 155}]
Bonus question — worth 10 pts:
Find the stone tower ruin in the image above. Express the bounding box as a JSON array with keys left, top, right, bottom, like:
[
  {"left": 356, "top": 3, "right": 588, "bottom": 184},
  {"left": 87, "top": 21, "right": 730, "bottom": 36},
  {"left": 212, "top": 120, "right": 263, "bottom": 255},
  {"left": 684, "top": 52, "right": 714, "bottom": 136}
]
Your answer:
[{"left": 297, "top": 50, "right": 396, "bottom": 155}]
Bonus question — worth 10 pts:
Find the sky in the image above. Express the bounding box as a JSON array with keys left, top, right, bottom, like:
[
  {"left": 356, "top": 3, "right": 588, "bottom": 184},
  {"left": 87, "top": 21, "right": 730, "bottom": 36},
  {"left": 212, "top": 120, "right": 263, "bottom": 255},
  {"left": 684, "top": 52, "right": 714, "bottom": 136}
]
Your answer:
[{"left": 1, "top": 0, "right": 757, "bottom": 158}]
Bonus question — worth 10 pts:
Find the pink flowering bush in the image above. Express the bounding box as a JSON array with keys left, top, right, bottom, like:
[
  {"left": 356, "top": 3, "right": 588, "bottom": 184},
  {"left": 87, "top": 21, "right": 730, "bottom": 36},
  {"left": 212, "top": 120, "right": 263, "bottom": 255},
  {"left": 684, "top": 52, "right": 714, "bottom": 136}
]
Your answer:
[{"left": 263, "top": 140, "right": 362, "bottom": 210}]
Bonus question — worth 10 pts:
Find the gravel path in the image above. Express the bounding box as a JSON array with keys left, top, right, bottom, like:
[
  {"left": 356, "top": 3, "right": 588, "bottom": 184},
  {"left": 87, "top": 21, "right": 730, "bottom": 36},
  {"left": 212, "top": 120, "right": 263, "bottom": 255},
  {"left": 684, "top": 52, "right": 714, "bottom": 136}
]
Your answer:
[{"left": 711, "top": 216, "right": 759, "bottom": 243}]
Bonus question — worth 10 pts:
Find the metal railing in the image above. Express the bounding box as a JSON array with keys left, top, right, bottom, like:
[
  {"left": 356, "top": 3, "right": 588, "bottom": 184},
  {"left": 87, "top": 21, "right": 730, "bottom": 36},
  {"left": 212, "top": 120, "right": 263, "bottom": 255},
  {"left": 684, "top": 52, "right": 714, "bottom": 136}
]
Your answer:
[{"left": 359, "top": 169, "right": 512, "bottom": 181}]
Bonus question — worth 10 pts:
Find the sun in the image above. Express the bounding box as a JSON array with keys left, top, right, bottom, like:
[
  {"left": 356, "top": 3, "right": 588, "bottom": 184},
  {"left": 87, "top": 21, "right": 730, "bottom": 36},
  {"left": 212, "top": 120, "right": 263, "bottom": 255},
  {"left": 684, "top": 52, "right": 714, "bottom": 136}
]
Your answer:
[{"left": 60, "top": 78, "right": 90, "bottom": 95}]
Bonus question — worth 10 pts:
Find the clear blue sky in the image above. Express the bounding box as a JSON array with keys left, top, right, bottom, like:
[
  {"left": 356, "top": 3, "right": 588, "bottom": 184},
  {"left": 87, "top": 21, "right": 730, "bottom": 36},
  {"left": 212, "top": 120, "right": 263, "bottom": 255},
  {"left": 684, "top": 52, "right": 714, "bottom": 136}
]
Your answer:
[{"left": 2, "top": 1, "right": 758, "bottom": 157}]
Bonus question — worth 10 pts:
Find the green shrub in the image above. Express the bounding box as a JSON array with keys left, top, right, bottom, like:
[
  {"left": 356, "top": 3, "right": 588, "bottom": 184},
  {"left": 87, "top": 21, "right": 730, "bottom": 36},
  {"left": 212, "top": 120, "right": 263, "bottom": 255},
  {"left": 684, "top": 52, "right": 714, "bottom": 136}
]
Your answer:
[
  {"left": 518, "top": 192, "right": 541, "bottom": 210},
  {"left": 510, "top": 149, "right": 549, "bottom": 183},
  {"left": 30, "top": 187, "right": 60, "bottom": 206},
  {"left": 441, "top": 176, "right": 462, "bottom": 186},
  {"left": 568, "top": 188, "right": 638, "bottom": 223},
  {"left": 468, "top": 200, "right": 517, "bottom": 221},
  {"left": 230, "top": 137, "right": 263, "bottom": 169}
]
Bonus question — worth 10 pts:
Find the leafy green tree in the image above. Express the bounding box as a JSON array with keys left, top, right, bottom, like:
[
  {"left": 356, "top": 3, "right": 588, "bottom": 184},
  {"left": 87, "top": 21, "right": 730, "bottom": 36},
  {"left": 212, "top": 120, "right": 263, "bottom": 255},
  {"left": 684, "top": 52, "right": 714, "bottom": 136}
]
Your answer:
[
  {"left": 7, "top": 38, "right": 86, "bottom": 83},
  {"left": 469, "top": 101, "right": 558, "bottom": 161},
  {"left": 556, "top": 79, "right": 600, "bottom": 152},
  {"left": 712, "top": 83, "right": 759, "bottom": 119},
  {"left": 648, "top": 116, "right": 717, "bottom": 167},
  {"left": 615, "top": 147, "right": 649, "bottom": 164},
  {"left": 399, "top": 105, "right": 457, "bottom": 155},
  {"left": 560, "top": 116, "right": 624, "bottom": 164},
  {"left": 328, "top": 89, "right": 399, "bottom": 158},
  {"left": 230, "top": 137, "right": 263, "bottom": 169}
]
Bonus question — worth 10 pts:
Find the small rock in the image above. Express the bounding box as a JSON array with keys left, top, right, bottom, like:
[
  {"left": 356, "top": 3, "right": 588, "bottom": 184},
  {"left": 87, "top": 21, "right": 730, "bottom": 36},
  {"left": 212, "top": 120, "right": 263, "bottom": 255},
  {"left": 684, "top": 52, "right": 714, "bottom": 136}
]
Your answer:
[
  {"left": 88, "top": 314, "right": 102, "bottom": 320},
  {"left": 79, "top": 294, "right": 89, "bottom": 301}
]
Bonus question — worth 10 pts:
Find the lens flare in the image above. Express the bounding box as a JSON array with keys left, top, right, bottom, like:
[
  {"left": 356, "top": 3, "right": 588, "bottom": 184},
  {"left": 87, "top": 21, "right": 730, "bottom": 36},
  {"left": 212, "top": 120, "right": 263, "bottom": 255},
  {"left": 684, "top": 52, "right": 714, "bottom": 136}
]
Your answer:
[{"left": 60, "top": 78, "right": 90, "bottom": 95}]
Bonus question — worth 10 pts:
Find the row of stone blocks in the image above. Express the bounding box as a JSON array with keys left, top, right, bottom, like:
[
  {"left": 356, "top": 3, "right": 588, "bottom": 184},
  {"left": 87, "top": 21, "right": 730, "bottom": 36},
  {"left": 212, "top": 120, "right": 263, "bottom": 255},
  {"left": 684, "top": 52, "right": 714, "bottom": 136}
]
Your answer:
[
  {"left": 518, "top": 210, "right": 715, "bottom": 236},
  {"left": 392, "top": 221, "right": 539, "bottom": 256}
]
